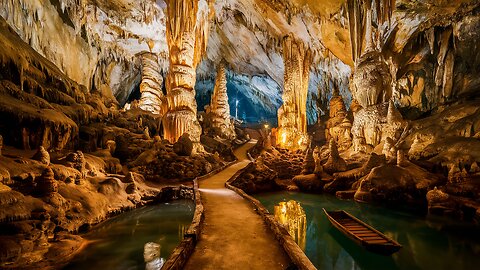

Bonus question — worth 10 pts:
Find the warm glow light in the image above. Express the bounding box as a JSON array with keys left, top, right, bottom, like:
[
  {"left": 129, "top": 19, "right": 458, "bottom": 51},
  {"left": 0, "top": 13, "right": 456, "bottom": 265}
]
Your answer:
[
  {"left": 274, "top": 200, "right": 307, "bottom": 251},
  {"left": 264, "top": 124, "right": 269, "bottom": 129},
  {"left": 281, "top": 132, "right": 287, "bottom": 145}
]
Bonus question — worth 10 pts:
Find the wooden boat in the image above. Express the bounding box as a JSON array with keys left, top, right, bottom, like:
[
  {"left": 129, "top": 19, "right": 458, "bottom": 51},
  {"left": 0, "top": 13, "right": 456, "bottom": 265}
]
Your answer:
[{"left": 323, "top": 208, "right": 402, "bottom": 255}]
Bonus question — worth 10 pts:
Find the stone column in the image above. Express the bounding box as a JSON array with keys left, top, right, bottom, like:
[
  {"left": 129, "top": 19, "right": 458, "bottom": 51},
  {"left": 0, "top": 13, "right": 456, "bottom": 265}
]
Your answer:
[
  {"left": 163, "top": 0, "right": 209, "bottom": 144},
  {"left": 208, "top": 62, "right": 235, "bottom": 139},
  {"left": 277, "top": 34, "right": 312, "bottom": 150},
  {"left": 139, "top": 52, "right": 164, "bottom": 115}
]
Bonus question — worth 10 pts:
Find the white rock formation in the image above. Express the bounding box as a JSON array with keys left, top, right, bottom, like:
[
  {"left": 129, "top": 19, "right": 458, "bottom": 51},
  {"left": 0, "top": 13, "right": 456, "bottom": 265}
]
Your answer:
[
  {"left": 162, "top": 0, "right": 210, "bottom": 145},
  {"left": 277, "top": 34, "right": 312, "bottom": 150},
  {"left": 139, "top": 52, "right": 164, "bottom": 115},
  {"left": 205, "top": 63, "right": 236, "bottom": 140}
]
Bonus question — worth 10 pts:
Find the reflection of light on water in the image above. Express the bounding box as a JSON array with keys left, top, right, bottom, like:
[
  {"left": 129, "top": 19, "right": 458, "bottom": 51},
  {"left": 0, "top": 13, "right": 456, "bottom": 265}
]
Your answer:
[
  {"left": 179, "top": 224, "right": 188, "bottom": 240},
  {"left": 274, "top": 200, "right": 307, "bottom": 251}
]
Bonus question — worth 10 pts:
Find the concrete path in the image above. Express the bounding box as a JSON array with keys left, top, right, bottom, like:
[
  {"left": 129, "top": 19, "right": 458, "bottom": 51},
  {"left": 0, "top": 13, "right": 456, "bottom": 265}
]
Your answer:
[{"left": 184, "top": 140, "right": 291, "bottom": 270}]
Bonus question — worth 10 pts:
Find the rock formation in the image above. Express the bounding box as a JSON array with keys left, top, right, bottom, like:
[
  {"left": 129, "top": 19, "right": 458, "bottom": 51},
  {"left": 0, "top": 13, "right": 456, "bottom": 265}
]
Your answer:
[
  {"left": 323, "top": 139, "right": 348, "bottom": 175},
  {"left": 139, "top": 52, "right": 164, "bottom": 115},
  {"left": 204, "top": 63, "right": 236, "bottom": 140},
  {"left": 32, "top": 146, "right": 50, "bottom": 165},
  {"left": 277, "top": 34, "right": 313, "bottom": 150},
  {"left": 325, "top": 89, "right": 352, "bottom": 150},
  {"left": 163, "top": 0, "right": 210, "bottom": 145},
  {"left": 35, "top": 167, "right": 57, "bottom": 197},
  {"left": 351, "top": 101, "right": 405, "bottom": 153}
]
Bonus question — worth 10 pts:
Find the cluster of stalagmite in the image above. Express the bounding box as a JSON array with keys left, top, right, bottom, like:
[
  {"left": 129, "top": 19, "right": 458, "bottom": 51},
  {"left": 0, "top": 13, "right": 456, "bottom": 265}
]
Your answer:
[
  {"left": 163, "top": 0, "right": 210, "bottom": 145},
  {"left": 325, "top": 89, "right": 352, "bottom": 150},
  {"left": 139, "top": 52, "right": 164, "bottom": 115},
  {"left": 277, "top": 34, "right": 313, "bottom": 150},
  {"left": 205, "top": 63, "right": 236, "bottom": 140}
]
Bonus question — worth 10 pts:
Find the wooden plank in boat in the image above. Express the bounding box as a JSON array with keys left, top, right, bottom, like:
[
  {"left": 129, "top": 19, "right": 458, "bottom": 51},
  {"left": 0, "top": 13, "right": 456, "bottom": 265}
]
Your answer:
[
  {"left": 355, "top": 233, "right": 380, "bottom": 237},
  {"left": 366, "top": 239, "right": 389, "bottom": 244}
]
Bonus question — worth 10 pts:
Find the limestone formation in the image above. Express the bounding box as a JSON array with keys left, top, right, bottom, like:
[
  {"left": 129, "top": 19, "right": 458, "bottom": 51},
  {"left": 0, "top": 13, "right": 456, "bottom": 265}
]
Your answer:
[
  {"left": 325, "top": 92, "right": 352, "bottom": 150},
  {"left": 105, "top": 140, "right": 116, "bottom": 155},
  {"left": 324, "top": 139, "right": 347, "bottom": 174},
  {"left": 36, "top": 167, "right": 57, "bottom": 197},
  {"left": 163, "top": 0, "right": 210, "bottom": 145},
  {"left": 143, "top": 127, "right": 151, "bottom": 140},
  {"left": 277, "top": 34, "right": 313, "bottom": 150},
  {"left": 352, "top": 52, "right": 393, "bottom": 108},
  {"left": 351, "top": 101, "right": 405, "bottom": 153},
  {"left": 139, "top": 52, "right": 164, "bottom": 115},
  {"left": 205, "top": 63, "right": 236, "bottom": 140},
  {"left": 173, "top": 133, "right": 194, "bottom": 156},
  {"left": 347, "top": 0, "right": 395, "bottom": 108},
  {"left": 67, "top": 151, "right": 86, "bottom": 176},
  {"left": 32, "top": 146, "right": 50, "bottom": 165}
]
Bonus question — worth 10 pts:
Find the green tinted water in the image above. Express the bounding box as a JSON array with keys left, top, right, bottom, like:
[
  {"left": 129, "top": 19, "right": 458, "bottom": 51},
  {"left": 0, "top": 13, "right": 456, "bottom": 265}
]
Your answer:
[
  {"left": 255, "top": 192, "right": 480, "bottom": 270},
  {"left": 64, "top": 200, "right": 194, "bottom": 270}
]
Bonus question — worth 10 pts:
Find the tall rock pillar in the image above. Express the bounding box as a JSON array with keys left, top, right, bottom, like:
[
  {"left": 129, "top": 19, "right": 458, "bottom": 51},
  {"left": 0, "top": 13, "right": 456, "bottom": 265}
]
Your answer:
[
  {"left": 206, "top": 62, "right": 236, "bottom": 139},
  {"left": 139, "top": 52, "right": 164, "bottom": 115},
  {"left": 277, "top": 34, "right": 312, "bottom": 150},
  {"left": 163, "top": 0, "right": 210, "bottom": 144}
]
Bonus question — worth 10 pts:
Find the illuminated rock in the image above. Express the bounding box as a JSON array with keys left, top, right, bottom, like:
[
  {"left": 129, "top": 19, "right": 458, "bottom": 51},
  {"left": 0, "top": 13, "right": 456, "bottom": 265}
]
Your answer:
[
  {"left": 32, "top": 146, "right": 50, "bottom": 166},
  {"left": 352, "top": 101, "right": 405, "bottom": 153},
  {"left": 324, "top": 139, "right": 347, "bottom": 174},
  {"left": 204, "top": 63, "right": 236, "bottom": 140},
  {"left": 163, "top": 0, "right": 210, "bottom": 145},
  {"left": 36, "top": 167, "right": 57, "bottom": 197},
  {"left": 325, "top": 91, "right": 352, "bottom": 151},
  {"left": 139, "top": 52, "right": 164, "bottom": 115},
  {"left": 277, "top": 34, "right": 313, "bottom": 150}
]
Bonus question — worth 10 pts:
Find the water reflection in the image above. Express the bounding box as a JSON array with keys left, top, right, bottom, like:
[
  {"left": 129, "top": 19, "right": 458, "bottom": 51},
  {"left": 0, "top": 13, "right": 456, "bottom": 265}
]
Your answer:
[
  {"left": 64, "top": 200, "right": 194, "bottom": 270},
  {"left": 257, "top": 192, "right": 480, "bottom": 270},
  {"left": 274, "top": 200, "right": 307, "bottom": 250}
]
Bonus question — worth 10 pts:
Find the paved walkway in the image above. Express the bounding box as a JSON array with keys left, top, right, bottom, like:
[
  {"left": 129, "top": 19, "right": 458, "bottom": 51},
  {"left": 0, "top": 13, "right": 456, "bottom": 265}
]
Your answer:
[{"left": 184, "top": 140, "right": 291, "bottom": 270}]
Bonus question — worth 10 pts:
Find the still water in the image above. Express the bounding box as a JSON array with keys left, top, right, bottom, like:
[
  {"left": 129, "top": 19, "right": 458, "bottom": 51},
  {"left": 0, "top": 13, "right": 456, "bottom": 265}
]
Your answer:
[
  {"left": 64, "top": 200, "right": 194, "bottom": 270},
  {"left": 255, "top": 192, "right": 480, "bottom": 270}
]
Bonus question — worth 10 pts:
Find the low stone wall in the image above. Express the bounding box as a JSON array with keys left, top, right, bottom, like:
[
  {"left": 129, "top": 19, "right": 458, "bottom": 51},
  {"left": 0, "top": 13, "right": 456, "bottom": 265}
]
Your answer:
[
  {"left": 226, "top": 168, "right": 317, "bottom": 270},
  {"left": 161, "top": 160, "right": 237, "bottom": 270}
]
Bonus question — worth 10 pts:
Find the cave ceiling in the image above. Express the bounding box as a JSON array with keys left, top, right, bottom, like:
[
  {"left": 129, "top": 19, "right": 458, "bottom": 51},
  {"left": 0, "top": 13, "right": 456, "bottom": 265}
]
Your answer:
[{"left": 1, "top": 0, "right": 479, "bottom": 108}]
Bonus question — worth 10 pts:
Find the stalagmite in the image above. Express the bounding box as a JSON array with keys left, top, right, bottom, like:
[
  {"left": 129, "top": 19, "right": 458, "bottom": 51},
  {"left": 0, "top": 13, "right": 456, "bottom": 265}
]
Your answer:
[
  {"left": 325, "top": 89, "right": 352, "bottom": 151},
  {"left": 205, "top": 62, "right": 236, "bottom": 140},
  {"left": 163, "top": 0, "right": 210, "bottom": 146},
  {"left": 139, "top": 52, "right": 164, "bottom": 115},
  {"left": 277, "top": 34, "right": 312, "bottom": 150}
]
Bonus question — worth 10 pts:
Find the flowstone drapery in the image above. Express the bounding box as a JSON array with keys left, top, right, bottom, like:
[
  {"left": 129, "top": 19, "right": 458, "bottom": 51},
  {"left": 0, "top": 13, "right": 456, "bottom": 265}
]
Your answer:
[
  {"left": 277, "top": 34, "right": 312, "bottom": 150},
  {"left": 163, "top": 0, "right": 210, "bottom": 145}
]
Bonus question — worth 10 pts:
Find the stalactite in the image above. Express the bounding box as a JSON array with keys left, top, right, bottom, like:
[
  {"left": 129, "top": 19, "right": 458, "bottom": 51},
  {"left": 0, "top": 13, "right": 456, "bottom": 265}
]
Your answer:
[
  {"left": 163, "top": 0, "right": 210, "bottom": 145},
  {"left": 139, "top": 52, "right": 164, "bottom": 115},
  {"left": 346, "top": 0, "right": 396, "bottom": 62},
  {"left": 277, "top": 34, "right": 312, "bottom": 150}
]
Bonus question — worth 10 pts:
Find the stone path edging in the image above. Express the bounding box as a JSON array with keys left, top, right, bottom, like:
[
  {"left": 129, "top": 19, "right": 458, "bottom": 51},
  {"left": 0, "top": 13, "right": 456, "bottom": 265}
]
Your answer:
[{"left": 225, "top": 167, "right": 317, "bottom": 270}]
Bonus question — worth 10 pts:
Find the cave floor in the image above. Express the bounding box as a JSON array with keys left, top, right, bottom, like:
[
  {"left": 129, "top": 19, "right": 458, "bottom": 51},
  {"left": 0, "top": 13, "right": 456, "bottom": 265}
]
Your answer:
[{"left": 184, "top": 140, "right": 291, "bottom": 269}]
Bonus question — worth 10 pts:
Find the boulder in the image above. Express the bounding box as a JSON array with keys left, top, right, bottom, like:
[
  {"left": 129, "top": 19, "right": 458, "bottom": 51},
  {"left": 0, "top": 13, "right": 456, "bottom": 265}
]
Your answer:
[{"left": 173, "top": 134, "right": 193, "bottom": 156}]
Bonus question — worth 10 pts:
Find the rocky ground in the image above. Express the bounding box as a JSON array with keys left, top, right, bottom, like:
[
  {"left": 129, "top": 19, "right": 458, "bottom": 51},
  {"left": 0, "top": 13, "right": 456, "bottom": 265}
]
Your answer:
[
  {"left": 233, "top": 99, "right": 480, "bottom": 223},
  {"left": 0, "top": 18, "right": 247, "bottom": 269}
]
